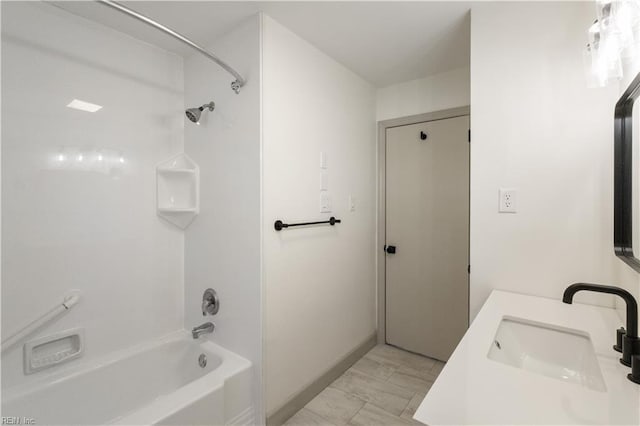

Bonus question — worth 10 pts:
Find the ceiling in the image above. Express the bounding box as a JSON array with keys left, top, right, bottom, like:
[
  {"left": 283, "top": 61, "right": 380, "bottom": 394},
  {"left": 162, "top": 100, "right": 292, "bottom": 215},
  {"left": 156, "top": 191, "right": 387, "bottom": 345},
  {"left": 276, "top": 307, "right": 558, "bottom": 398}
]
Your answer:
[{"left": 53, "top": 1, "right": 471, "bottom": 88}]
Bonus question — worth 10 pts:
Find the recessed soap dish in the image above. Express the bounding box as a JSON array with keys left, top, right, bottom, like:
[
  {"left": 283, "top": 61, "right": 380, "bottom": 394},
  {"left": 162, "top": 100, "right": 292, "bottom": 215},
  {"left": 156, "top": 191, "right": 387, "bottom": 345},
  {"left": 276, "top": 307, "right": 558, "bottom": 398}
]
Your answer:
[{"left": 24, "top": 328, "right": 84, "bottom": 375}]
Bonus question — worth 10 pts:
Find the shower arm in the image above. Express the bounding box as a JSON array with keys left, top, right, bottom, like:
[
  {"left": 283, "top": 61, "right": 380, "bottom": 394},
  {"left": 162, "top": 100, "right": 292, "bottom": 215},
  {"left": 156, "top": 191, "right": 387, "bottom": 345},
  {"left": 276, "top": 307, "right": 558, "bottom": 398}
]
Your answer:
[
  {"left": 96, "top": 0, "right": 246, "bottom": 94},
  {"left": 199, "top": 102, "right": 215, "bottom": 111}
]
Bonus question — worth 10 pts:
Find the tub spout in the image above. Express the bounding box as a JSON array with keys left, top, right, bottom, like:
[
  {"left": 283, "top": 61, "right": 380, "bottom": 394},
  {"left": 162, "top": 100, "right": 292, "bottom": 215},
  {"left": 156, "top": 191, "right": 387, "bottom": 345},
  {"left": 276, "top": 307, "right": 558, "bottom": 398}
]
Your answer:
[{"left": 192, "top": 322, "right": 215, "bottom": 339}]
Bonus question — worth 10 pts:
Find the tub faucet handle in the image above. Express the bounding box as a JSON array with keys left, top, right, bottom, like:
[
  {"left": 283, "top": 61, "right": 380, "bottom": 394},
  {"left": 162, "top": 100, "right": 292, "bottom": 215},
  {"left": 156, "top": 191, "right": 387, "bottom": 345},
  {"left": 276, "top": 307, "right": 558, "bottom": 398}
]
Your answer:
[{"left": 202, "top": 288, "right": 219, "bottom": 316}]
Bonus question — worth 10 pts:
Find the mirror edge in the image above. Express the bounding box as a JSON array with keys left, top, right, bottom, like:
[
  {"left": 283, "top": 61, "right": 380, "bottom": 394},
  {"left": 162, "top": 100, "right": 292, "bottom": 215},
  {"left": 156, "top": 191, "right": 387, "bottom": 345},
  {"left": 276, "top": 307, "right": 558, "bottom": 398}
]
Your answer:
[{"left": 614, "top": 71, "right": 640, "bottom": 272}]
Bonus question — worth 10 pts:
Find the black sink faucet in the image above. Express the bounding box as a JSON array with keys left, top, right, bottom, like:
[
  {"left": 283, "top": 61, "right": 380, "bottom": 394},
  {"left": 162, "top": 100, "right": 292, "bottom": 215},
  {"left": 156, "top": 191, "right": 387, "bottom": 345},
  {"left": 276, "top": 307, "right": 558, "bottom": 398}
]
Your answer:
[{"left": 563, "top": 283, "right": 639, "bottom": 367}]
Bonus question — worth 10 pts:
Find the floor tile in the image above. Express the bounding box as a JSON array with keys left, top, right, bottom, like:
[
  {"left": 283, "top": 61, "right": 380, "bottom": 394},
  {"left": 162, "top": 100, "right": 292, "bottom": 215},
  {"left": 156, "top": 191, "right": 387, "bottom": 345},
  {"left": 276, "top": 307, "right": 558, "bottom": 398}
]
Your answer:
[
  {"left": 331, "top": 370, "right": 413, "bottom": 416},
  {"left": 348, "top": 403, "right": 413, "bottom": 426},
  {"left": 366, "top": 345, "right": 436, "bottom": 373},
  {"left": 395, "top": 364, "right": 438, "bottom": 382},
  {"left": 387, "top": 371, "right": 434, "bottom": 394},
  {"left": 284, "top": 408, "right": 335, "bottom": 426},
  {"left": 306, "top": 387, "right": 365, "bottom": 426},
  {"left": 285, "top": 345, "right": 445, "bottom": 426},
  {"left": 400, "top": 392, "right": 427, "bottom": 422},
  {"left": 351, "top": 356, "right": 396, "bottom": 381},
  {"left": 430, "top": 360, "right": 446, "bottom": 376}
]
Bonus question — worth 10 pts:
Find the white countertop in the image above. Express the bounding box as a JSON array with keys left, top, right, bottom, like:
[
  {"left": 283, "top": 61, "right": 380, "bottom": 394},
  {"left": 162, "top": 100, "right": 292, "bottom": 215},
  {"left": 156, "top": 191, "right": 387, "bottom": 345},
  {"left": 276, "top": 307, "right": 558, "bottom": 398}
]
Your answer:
[{"left": 414, "top": 290, "right": 640, "bottom": 425}]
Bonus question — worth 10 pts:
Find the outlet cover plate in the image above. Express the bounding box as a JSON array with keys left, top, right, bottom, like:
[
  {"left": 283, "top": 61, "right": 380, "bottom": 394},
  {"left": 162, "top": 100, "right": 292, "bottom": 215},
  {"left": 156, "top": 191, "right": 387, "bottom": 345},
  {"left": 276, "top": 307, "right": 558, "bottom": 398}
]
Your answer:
[{"left": 499, "top": 188, "right": 517, "bottom": 213}]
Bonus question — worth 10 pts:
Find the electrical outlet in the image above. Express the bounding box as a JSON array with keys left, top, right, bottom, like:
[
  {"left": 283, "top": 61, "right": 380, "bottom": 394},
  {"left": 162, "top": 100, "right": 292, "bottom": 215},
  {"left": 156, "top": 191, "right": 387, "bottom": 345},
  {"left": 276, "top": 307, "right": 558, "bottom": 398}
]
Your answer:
[{"left": 499, "top": 188, "right": 517, "bottom": 213}]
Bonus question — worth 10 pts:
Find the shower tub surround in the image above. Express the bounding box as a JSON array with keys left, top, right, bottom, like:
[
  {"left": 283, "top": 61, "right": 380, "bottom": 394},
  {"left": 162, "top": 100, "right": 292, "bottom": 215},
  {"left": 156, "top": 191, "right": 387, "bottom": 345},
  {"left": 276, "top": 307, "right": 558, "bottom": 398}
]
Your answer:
[
  {"left": 1, "top": 331, "right": 253, "bottom": 425},
  {"left": 2, "top": 2, "right": 263, "bottom": 423}
]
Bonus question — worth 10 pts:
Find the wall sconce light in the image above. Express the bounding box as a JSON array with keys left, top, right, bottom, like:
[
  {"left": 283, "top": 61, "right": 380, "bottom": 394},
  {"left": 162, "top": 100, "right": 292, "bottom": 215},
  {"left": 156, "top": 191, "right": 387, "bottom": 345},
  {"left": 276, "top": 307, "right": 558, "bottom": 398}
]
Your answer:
[{"left": 584, "top": 0, "right": 640, "bottom": 87}]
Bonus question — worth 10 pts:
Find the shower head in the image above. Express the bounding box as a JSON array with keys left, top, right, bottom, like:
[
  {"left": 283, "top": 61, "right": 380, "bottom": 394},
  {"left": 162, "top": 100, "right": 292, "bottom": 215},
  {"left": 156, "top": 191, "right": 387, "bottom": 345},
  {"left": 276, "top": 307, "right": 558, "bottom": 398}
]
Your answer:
[{"left": 185, "top": 101, "right": 215, "bottom": 124}]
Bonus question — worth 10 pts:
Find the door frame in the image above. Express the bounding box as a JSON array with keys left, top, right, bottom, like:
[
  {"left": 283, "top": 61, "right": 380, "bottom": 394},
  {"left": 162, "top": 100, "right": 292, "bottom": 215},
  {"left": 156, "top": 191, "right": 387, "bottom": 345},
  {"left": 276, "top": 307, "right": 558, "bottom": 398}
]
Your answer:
[{"left": 377, "top": 106, "right": 471, "bottom": 344}]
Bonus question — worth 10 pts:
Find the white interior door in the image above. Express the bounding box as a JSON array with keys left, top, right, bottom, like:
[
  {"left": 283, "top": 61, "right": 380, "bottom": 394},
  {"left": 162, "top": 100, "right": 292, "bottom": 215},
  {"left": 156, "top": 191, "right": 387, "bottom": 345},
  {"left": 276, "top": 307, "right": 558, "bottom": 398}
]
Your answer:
[{"left": 385, "top": 115, "right": 469, "bottom": 361}]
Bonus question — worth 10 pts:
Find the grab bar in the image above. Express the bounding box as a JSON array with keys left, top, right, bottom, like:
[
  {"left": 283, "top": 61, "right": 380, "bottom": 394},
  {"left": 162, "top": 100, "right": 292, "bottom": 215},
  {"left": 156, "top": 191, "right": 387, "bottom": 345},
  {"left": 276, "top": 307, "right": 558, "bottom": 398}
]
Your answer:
[{"left": 1, "top": 293, "right": 80, "bottom": 353}]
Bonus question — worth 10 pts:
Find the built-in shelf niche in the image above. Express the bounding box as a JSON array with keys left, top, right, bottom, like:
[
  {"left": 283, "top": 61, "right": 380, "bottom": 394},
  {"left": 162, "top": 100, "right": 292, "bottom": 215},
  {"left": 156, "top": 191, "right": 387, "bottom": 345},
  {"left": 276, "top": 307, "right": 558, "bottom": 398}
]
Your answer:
[{"left": 156, "top": 153, "right": 199, "bottom": 229}]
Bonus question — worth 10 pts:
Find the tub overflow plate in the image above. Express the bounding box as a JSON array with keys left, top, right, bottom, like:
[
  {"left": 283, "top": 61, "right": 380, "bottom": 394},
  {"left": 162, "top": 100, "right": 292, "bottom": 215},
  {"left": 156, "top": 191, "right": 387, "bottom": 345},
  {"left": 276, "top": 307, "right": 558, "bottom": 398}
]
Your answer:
[{"left": 198, "top": 353, "right": 207, "bottom": 368}]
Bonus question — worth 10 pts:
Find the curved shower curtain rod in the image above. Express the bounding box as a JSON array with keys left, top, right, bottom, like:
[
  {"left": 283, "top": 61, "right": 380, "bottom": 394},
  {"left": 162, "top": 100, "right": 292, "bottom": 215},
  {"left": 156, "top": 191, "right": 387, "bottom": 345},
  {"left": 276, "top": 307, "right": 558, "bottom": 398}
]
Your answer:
[{"left": 96, "top": 0, "right": 246, "bottom": 94}]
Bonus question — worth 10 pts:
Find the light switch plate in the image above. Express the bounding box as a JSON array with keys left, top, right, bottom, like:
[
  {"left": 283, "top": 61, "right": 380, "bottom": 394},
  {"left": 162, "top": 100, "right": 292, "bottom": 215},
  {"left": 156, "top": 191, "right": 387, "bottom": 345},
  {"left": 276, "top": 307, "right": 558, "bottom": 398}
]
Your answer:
[
  {"left": 320, "top": 152, "right": 328, "bottom": 169},
  {"left": 320, "top": 192, "right": 331, "bottom": 213},
  {"left": 499, "top": 188, "right": 517, "bottom": 213},
  {"left": 348, "top": 195, "right": 356, "bottom": 212},
  {"left": 320, "top": 170, "right": 329, "bottom": 190}
]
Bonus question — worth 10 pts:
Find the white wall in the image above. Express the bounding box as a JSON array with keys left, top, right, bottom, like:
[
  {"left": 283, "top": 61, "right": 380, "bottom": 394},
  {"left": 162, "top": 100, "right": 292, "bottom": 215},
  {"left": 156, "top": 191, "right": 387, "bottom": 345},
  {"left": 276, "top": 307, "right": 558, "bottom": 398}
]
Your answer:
[
  {"left": 1, "top": 2, "right": 184, "bottom": 388},
  {"left": 376, "top": 67, "right": 470, "bottom": 122},
  {"left": 261, "top": 15, "right": 376, "bottom": 416},
  {"left": 184, "top": 14, "right": 263, "bottom": 422},
  {"left": 469, "top": 1, "right": 639, "bottom": 320}
]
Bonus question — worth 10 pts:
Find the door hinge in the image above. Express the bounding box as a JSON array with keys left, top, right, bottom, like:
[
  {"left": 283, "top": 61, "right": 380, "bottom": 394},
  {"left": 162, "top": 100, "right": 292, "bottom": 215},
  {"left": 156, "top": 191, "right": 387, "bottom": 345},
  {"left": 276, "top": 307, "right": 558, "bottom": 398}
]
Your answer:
[
  {"left": 467, "top": 264, "right": 471, "bottom": 274},
  {"left": 468, "top": 129, "right": 471, "bottom": 142}
]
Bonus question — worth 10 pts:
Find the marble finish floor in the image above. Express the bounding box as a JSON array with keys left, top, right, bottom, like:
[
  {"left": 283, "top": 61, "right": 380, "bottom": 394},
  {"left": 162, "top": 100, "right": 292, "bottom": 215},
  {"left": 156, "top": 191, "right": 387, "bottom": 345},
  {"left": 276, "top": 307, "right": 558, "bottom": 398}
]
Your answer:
[{"left": 284, "top": 344, "right": 445, "bottom": 426}]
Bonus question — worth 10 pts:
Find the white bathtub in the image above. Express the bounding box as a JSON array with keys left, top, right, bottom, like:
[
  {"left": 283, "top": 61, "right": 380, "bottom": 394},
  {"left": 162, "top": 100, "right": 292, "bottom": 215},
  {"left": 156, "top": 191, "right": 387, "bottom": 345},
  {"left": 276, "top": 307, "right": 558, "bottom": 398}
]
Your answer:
[{"left": 1, "top": 331, "right": 253, "bottom": 425}]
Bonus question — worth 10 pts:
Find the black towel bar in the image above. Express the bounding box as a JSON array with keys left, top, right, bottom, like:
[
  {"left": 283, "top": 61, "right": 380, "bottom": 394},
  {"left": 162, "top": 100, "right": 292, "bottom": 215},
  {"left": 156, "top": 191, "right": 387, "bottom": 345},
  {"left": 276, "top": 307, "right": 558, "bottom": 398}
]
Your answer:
[{"left": 274, "top": 217, "right": 341, "bottom": 231}]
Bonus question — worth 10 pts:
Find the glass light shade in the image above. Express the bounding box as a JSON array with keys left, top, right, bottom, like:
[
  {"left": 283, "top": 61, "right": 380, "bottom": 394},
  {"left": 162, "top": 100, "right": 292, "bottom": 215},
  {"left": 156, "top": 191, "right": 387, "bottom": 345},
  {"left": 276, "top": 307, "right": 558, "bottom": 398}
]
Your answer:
[{"left": 584, "top": 1, "right": 640, "bottom": 87}]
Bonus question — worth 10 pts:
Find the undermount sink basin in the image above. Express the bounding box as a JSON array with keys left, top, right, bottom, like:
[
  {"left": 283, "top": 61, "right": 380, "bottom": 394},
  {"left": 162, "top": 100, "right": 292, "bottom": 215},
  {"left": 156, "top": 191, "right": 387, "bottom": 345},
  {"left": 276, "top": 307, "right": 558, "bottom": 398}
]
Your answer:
[{"left": 487, "top": 316, "right": 606, "bottom": 392}]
